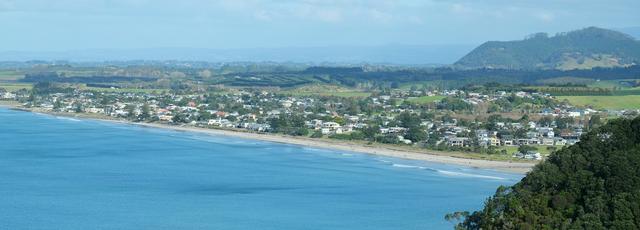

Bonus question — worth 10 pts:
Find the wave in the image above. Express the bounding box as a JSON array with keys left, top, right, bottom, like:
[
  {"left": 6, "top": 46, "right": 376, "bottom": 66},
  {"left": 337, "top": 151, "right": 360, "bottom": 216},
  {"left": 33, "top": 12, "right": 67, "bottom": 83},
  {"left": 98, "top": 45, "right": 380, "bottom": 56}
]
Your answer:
[
  {"left": 437, "top": 170, "right": 506, "bottom": 180},
  {"left": 301, "top": 147, "right": 335, "bottom": 153},
  {"left": 391, "top": 163, "right": 506, "bottom": 180},
  {"left": 392, "top": 163, "right": 426, "bottom": 170},
  {"left": 55, "top": 116, "right": 81, "bottom": 122}
]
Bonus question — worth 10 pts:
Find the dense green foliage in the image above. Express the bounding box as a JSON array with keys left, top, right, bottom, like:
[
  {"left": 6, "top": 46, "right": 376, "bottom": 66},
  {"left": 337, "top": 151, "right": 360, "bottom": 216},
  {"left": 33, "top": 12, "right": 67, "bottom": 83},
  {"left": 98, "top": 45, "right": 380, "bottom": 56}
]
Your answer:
[
  {"left": 452, "top": 116, "right": 640, "bottom": 229},
  {"left": 456, "top": 27, "right": 640, "bottom": 70}
]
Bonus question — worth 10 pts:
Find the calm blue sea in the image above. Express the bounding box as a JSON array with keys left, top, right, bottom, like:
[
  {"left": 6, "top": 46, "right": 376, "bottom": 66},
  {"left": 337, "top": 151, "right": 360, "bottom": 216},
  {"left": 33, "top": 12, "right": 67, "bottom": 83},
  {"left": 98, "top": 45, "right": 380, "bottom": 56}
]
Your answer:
[{"left": 0, "top": 108, "right": 522, "bottom": 229}]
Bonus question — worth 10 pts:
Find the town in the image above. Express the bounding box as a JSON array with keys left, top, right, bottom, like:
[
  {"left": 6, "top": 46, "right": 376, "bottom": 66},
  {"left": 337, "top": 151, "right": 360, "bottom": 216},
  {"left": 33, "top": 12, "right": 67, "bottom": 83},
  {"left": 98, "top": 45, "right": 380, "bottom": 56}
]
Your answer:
[{"left": 4, "top": 81, "right": 631, "bottom": 162}]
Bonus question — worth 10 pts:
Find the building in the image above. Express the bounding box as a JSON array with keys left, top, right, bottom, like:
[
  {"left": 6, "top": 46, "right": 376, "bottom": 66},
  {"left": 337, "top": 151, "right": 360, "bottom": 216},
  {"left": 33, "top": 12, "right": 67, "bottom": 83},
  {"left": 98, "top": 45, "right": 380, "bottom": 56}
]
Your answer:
[{"left": 447, "top": 137, "right": 470, "bottom": 147}]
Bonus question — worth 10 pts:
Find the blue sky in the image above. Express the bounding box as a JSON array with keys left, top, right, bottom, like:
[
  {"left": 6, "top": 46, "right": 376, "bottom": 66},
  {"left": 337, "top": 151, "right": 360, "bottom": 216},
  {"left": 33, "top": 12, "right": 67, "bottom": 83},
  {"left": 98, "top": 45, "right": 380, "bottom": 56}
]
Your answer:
[{"left": 0, "top": 0, "right": 638, "bottom": 51}]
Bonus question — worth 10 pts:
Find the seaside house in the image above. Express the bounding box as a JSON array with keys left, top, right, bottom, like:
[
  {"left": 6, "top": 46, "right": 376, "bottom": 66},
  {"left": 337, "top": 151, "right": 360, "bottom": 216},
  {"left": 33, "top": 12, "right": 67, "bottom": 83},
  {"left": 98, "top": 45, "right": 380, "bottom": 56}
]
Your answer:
[{"left": 447, "top": 137, "right": 469, "bottom": 147}]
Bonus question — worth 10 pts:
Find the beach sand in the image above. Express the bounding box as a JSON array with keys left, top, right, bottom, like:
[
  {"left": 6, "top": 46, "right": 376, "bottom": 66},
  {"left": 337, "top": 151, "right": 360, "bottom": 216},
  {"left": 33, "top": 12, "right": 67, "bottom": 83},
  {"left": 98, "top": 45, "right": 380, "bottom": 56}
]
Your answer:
[{"left": 0, "top": 102, "right": 536, "bottom": 174}]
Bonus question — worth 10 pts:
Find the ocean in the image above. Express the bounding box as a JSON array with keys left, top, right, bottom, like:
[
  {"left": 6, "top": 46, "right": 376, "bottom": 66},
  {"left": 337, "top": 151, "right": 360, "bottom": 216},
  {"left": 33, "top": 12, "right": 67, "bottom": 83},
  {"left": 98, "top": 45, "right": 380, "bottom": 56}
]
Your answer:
[{"left": 0, "top": 108, "right": 521, "bottom": 229}]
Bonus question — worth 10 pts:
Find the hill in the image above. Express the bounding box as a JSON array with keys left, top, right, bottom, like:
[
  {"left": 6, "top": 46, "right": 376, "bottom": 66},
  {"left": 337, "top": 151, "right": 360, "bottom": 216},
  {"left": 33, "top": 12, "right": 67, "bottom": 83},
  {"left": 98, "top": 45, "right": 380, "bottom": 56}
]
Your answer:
[
  {"left": 455, "top": 27, "right": 640, "bottom": 70},
  {"left": 451, "top": 116, "right": 640, "bottom": 229}
]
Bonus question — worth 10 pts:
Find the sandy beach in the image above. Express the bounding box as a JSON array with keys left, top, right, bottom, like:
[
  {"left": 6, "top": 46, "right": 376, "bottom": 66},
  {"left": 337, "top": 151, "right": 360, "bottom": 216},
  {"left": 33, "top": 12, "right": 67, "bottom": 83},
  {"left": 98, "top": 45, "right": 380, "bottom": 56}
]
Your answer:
[{"left": 1, "top": 102, "right": 536, "bottom": 174}]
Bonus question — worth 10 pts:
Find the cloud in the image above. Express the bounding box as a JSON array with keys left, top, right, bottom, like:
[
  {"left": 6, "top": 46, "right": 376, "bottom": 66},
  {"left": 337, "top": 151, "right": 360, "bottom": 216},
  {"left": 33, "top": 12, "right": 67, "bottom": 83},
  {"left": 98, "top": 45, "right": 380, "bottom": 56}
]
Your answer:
[
  {"left": 253, "top": 10, "right": 274, "bottom": 21},
  {"left": 314, "top": 9, "right": 343, "bottom": 22},
  {"left": 0, "top": 0, "right": 15, "bottom": 12},
  {"left": 1, "top": 0, "right": 639, "bottom": 52},
  {"left": 535, "top": 12, "right": 555, "bottom": 22},
  {"left": 368, "top": 8, "right": 393, "bottom": 23},
  {"left": 450, "top": 3, "right": 472, "bottom": 14}
]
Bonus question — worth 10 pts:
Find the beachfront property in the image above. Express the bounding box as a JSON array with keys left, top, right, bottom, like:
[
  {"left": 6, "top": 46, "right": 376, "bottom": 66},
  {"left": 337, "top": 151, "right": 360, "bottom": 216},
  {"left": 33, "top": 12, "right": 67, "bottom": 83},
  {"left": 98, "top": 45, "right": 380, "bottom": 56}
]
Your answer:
[{"left": 15, "top": 85, "right": 627, "bottom": 160}]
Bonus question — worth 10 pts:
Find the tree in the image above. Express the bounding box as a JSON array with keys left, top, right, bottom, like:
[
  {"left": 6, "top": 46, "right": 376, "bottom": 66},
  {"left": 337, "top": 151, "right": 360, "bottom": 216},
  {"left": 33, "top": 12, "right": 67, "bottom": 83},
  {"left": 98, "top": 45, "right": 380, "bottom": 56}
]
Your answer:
[
  {"left": 172, "top": 113, "right": 188, "bottom": 123},
  {"left": 311, "top": 130, "right": 323, "bottom": 138},
  {"left": 589, "top": 115, "right": 602, "bottom": 129},
  {"left": 514, "top": 128, "right": 527, "bottom": 138},
  {"left": 405, "top": 127, "right": 427, "bottom": 142},
  {"left": 198, "top": 110, "right": 212, "bottom": 121},
  {"left": 555, "top": 116, "right": 575, "bottom": 129},
  {"left": 517, "top": 145, "right": 538, "bottom": 153},
  {"left": 54, "top": 99, "right": 64, "bottom": 110},
  {"left": 350, "top": 131, "right": 365, "bottom": 140},
  {"left": 453, "top": 116, "right": 640, "bottom": 229},
  {"left": 397, "top": 112, "right": 421, "bottom": 128},
  {"left": 74, "top": 102, "right": 83, "bottom": 113},
  {"left": 362, "top": 125, "right": 379, "bottom": 140},
  {"left": 539, "top": 116, "right": 553, "bottom": 127},
  {"left": 140, "top": 103, "right": 151, "bottom": 120},
  {"left": 124, "top": 104, "right": 136, "bottom": 118}
]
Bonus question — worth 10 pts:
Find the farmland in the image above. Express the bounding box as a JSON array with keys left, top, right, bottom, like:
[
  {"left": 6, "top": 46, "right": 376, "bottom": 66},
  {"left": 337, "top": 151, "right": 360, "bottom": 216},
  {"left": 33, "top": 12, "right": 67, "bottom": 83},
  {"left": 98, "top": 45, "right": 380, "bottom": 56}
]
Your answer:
[
  {"left": 557, "top": 95, "right": 640, "bottom": 109},
  {"left": 281, "top": 84, "right": 371, "bottom": 98},
  {"left": 82, "top": 86, "right": 166, "bottom": 94},
  {"left": 0, "top": 71, "right": 24, "bottom": 80},
  {"left": 0, "top": 83, "right": 32, "bottom": 92},
  {"left": 406, "top": 95, "right": 446, "bottom": 104}
]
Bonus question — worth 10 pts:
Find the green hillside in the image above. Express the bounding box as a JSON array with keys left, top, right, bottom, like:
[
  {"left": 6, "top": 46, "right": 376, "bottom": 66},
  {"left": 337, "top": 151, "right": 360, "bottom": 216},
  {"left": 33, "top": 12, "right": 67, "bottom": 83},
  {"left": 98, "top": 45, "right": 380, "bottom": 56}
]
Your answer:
[
  {"left": 452, "top": 116, "right": 640, "bottom": 229},
  {"left": 456, "top": 27, "right": 640, "bottom": 70}
]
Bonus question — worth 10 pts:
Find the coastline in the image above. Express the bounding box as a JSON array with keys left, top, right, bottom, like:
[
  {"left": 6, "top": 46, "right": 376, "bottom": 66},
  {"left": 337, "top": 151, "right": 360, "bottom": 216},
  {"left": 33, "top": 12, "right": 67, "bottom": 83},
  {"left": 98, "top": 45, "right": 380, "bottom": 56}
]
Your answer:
[{"left": 0, "top": 102, "right": 536, "bottom": 174}]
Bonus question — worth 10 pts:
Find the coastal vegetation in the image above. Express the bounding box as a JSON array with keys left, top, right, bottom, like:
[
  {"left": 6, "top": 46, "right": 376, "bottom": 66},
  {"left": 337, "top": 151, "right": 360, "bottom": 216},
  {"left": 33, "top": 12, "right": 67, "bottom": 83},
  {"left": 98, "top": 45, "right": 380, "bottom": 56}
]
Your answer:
[{"left": 450, "top": 116, "right": 640, "bottom": 229}]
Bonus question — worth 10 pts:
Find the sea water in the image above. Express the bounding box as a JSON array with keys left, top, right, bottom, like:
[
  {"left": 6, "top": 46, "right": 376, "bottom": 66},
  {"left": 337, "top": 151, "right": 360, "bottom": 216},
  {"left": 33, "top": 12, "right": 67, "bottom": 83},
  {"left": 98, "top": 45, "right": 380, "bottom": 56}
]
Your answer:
[{"left": 0, "top": 108, "right": 522, "bottom": 229}]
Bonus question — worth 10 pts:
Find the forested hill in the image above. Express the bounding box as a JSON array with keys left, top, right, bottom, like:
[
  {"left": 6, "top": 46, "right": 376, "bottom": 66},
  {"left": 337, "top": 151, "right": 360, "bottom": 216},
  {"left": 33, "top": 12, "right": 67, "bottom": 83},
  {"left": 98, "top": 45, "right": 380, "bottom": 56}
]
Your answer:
[
  {"left": 455, "top": 27, "right": 640, "bottom": 70},
  {"left": 452, "top": 116, "right": 640, "bottom": 229}
]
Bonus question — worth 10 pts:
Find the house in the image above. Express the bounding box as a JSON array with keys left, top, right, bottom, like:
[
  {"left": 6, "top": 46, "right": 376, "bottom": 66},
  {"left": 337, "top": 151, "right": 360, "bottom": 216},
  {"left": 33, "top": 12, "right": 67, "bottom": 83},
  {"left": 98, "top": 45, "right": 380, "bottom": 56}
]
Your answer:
[
  {"left": 541, "top": 138, "right": 555, "bottom": 146},
  {"left": 86, "top": 107, "right": 104, "bottom": 114},
  {"left": 322, "top": 122, "right": 341, "bottom": 129},
  {"left": 245, "top": 123, "right": 271, "bottom": 132},
  {"left": 208, "top": 118, "right": 232, "bottom": 127},
  {"left": 305, "top": 119, "right": 323, "bottom": 129},
  {"left": 513, "top": 151, "right": 542, "bottom": 160},
  {"left": 281, "top": 100, "right": 293, "bottom": 108},
  {"left": 501, "top": 135, "right": 515, "bottom": 146},
  {"left": 488, "top": 137, "right": 500, "bottom": 146},
  {"left": 516, "top": 138, "right": 540, "bottom": 145},
  {"left": 554, "top": 138, "right": 567, "bottom": 146},
  {"left": 397, "top": 136, "right": 412, "bottom": 145},
  {"left": 1, "top": 92, "right": 16, "bottom": 99},
  {"left": 388, "top": 127, "right": 407, "bottom": 134},
  {"left": 321, "top": 122, "right": 343, "bottom": 135},
  {"left": 447, "top": 137, "right": 469, "bottom": 147}
]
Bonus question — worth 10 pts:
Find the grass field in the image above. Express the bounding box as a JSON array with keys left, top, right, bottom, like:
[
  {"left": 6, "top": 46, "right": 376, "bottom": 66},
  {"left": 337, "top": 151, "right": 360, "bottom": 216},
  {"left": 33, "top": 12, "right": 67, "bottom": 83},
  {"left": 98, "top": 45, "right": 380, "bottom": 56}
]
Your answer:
[
  {"left": 287, "top": 91, "right": 371, "bottom": 98},
  {"left": 558, "top": 95, "right": 640, "bottom": 109},
  {"left": 84, "top": 87, "right": 166, "bottom": 94},
  {"left": 282, "top": 84, "right": 371, "bottom": 98},
  {"left": 588, "top": 80, "right": 624, "bottom": 89},
  {"left": 406, "top": 96, "right": 446, "bottom": 104},
  {"left": 587, "top": 79, "right": 640, "bottom": 89},
  {"left": 0, "top": 71, "right": 24, "bottom": 80},
  {"left": 495, "top": 145, "right": 557, "bottom": 156},
  {"left": 0, "top": 83, "right": 32, "bottom": 92}
]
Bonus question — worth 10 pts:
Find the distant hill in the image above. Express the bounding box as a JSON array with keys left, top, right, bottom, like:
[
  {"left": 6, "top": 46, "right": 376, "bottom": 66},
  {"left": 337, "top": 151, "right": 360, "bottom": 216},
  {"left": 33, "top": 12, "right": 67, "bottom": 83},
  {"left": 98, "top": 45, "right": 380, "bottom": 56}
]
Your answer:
[
  {"left": 0, "top": 44, "right": 475, "bottom": 65},
  {"left": 618, "top": 26, "right": 640, "bottom": 40},
  {"left": 455, "top": 27, "right": 640, "bottom": 70}
]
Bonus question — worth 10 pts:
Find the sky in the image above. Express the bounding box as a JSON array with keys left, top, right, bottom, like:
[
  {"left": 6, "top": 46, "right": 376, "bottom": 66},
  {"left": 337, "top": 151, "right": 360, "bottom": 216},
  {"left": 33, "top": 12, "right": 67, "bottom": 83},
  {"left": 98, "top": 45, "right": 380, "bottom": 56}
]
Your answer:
[{"left": 0, "top": 0, "right": 638, "bottom": 52}]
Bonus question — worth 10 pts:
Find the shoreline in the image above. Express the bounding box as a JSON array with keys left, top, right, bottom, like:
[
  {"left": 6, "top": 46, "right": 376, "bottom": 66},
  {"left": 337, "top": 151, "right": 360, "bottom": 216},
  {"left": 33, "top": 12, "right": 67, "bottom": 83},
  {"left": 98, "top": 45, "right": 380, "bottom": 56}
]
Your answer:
[{"left": 1, "top": 102, "right": 536, "bottom": 174}]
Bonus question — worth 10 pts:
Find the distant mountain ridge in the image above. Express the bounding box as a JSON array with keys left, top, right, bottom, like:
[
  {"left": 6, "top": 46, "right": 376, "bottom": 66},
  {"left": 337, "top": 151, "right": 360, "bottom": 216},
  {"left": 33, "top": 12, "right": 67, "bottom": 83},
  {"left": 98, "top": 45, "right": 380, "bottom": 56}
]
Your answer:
[
  {"left": 455, "top": 27, "right": 640, "bottom": 70},
  {"left": 0, "top": 44, "right": 476, "bottom": 65}
]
